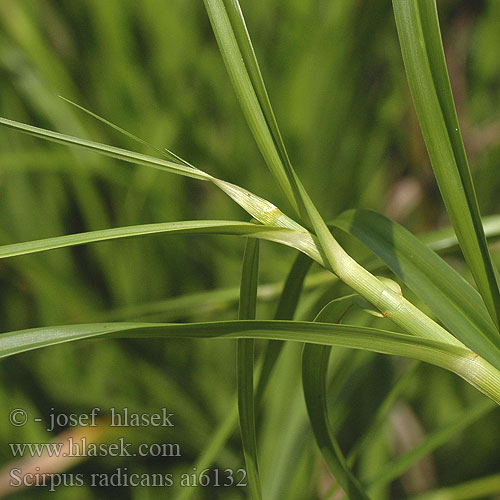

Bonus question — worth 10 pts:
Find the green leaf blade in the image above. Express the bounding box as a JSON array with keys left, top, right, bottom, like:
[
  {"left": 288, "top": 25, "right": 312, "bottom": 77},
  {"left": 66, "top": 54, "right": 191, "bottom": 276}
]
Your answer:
[
  {"left": 203, "top": 0, "right": 306, "bottom": 221},
  {"left": 303, "top": 297, "right": 370, "bottom": 500},
  {"left": 237, "top": 239, "right": 262, "bottom": 500},
  {"left": 222, "top": 0, "right": 296, "bottom": 186},
  {"left": 392, "top": 0, "right": 500, "bottom": 331},
  {"left": 0, "top": 219, "right": 322, "bottom": 265},
  {"left": 3, "top": 320, "right": 500, "bottom": 404},
  {"left": 332, "top": 208, "right": 500, "bottom": 371},
  {"left": 0, "top": 116, "right": 208, "bottom": 181}
]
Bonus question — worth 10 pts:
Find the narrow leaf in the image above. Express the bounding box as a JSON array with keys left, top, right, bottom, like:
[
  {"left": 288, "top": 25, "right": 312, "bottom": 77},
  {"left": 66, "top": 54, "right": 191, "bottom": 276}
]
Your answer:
[
  {"left": 222, "top": 0, "right": 300, "bottom": 209},
  {"left": 392, "top": 0, "right": 500, "bottom": 330},
  {"left": 0, "top": 220, "right": 322, "bottom": 266},
  {"left": 237, "top": 239, "right": 262, "bottom": 499},
  {"left": 58, "top": 95, "right": 194, "bottom": 167},
  {"left": 203, "top": 0, "right": 305, "bottom": 219},
  {"left": 2, "top": 320, "right": 500, "bottom": 404},
  {"left": 0, "top": 117, "right": 208, "bottom": 180},
  {"left": 303, "top": 296, "right": 370, "bottom": 500}
]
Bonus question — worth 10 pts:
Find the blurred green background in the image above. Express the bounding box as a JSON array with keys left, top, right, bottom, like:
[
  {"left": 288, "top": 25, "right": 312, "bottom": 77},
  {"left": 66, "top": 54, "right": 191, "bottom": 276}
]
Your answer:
[{"left": 0, "top": 0, "right": 500, "bottom": 498}]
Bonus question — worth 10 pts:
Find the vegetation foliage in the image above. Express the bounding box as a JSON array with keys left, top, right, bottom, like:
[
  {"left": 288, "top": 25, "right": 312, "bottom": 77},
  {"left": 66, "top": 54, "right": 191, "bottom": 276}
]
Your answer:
[{"left": 1, "top": 0, "right": 500, "bottom": 499}]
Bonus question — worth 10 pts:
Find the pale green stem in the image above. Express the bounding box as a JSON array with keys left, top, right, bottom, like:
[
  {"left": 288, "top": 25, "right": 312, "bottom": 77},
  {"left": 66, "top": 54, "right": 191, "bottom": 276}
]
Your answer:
[
  {"left": 218, "top": 183, "right": 500, "bottom": 432},
  {"left": 215, "top": 178, "right": 461, "bottom": 346},
  {"left": 214, "top": 178, "right": 500, "bottom": 405}
]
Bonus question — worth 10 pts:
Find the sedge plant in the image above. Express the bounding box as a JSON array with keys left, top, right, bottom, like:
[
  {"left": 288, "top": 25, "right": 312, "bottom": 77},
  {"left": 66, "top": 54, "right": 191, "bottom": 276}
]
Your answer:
[{"left": 1, "top": 1, "right": 500, "bottom": 499}]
